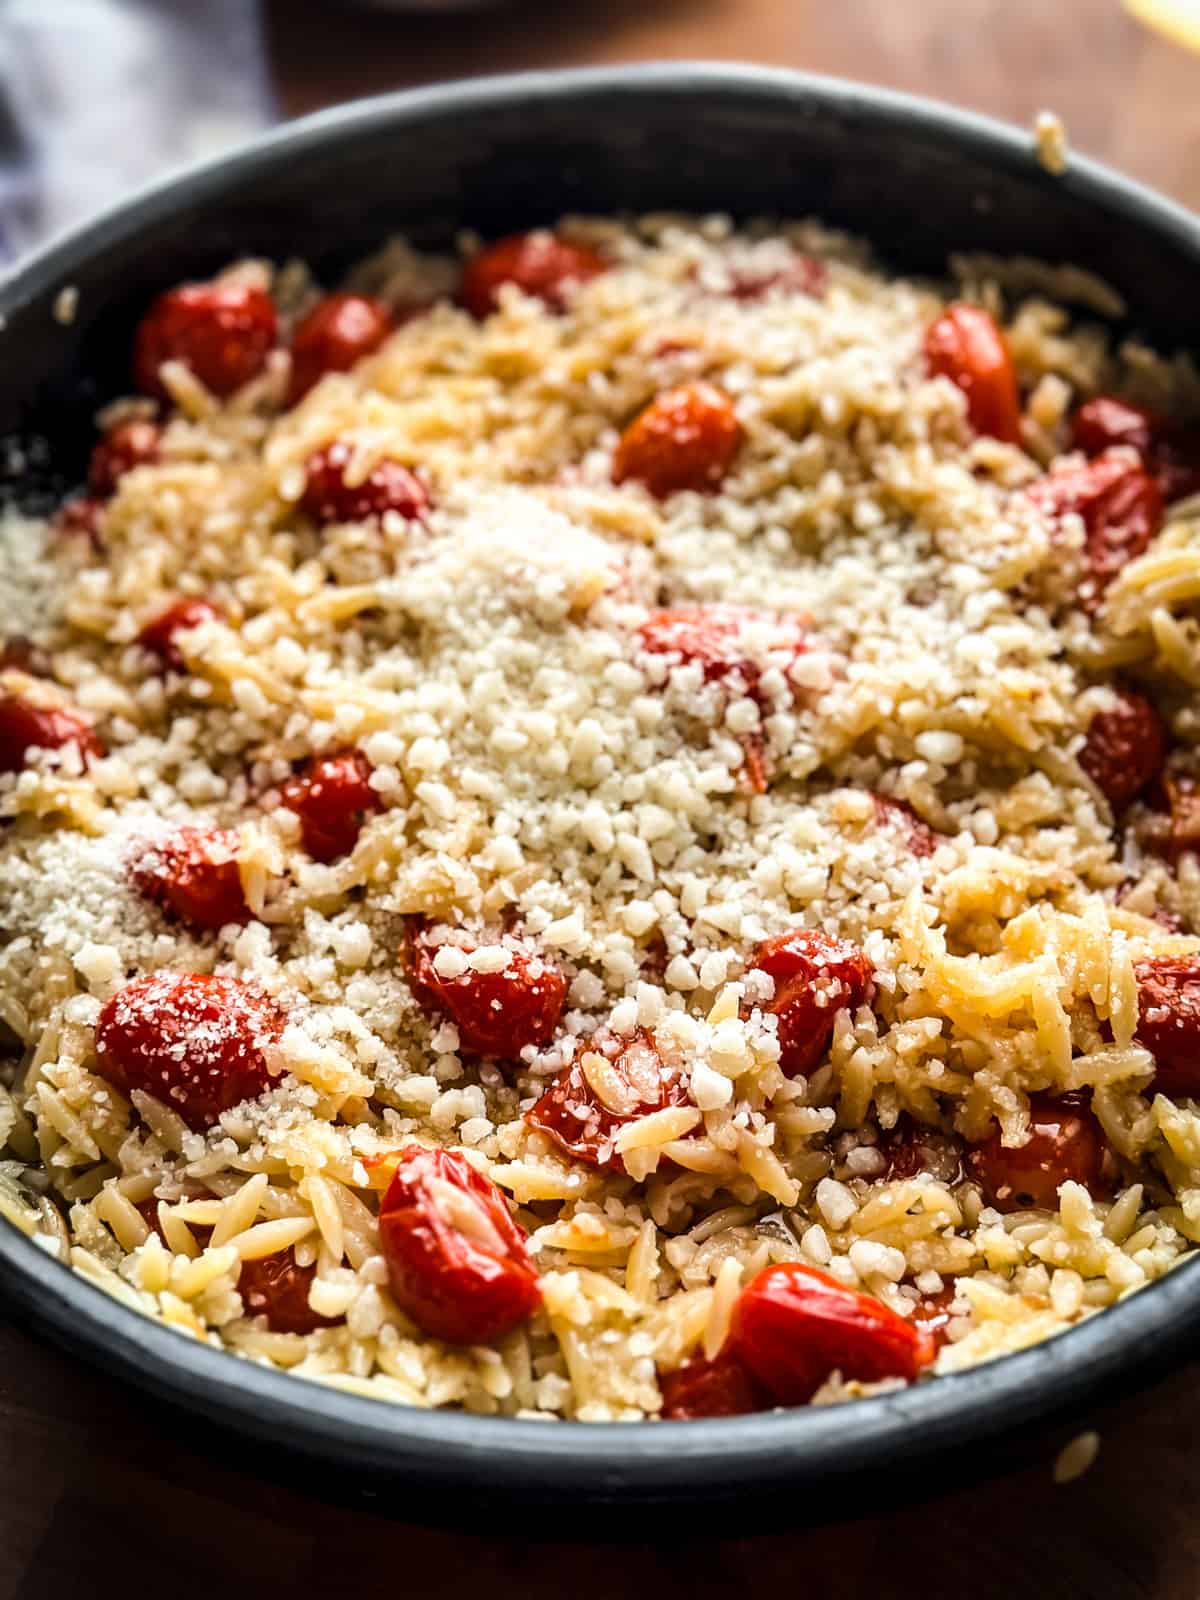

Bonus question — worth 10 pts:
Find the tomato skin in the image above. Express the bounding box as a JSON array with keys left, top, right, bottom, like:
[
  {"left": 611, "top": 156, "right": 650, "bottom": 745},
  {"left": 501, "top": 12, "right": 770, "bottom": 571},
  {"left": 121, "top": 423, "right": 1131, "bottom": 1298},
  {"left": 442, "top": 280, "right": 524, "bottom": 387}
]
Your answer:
[
  {"left": 94, "top": 973, "right": 284, "bottom": 1132},
  {"left": 751, "top": 929, "right": 875, "bottom": 1077},
  {"left": 659, "top": 1350, "right": 769, "bottom": 1419},
  {"left": 964, "top": 1092, "right": 1110, "bottom": 1211},
  {"left": 924, "top": 304, "right": 1021, "bottom": 443},
  {"left": 1028, "top": 450, "right": 1163, "bottom": 609},
  {"left": 238, "top": 1249, "right": 337, "bottom": 1335},
  {"left": 525, "top": 1027, "right": 689, "bottom": 1171},
  {"left": 637, "top": 604, "right": 808, "bottom": 695},
  {"left": 1078, "top": 689, "right": 1167, "bottom": 811},
  {"left": 53, "top": 496, "right": 106, "bottom": 547},
  {"left": 300, "top": 441, "right": 429, "bottom": 525},
  {"left": 138, "top": 597, "right": 222, "bottom": 674},
  {"left": 133, "top": 282, "right": 277, "bottom": 399},
  {"left": 612, "top": 383, "right": 743, "bottom": 498},
  {"left": 0, "top": 695, "right": 103, "bottom": 774},
  {"left": 87, "top": 419, "right": 162, "bottom": 496},
  {"left": 871, "top": 792, "right": 938, "bottom": 858},
  {"left": 460, "top": 232, "right": 606, "bottom": 318},
  {"left": 286, "top": 293, "right": 395, "bottom": 406},
  {"left": 280, "top": 749, "right": 382, "bottom": 863},
  {"left": 130, "top": 826, "right": 249, "bottom": 932},
  {"left": 1134, "top": 954, "right": 1200, "bottom": 1098},
  {"left": 730, "top": 1263, "right": 936, "bottom": 1406},
  {"left": 1072, "top": 395, "right": 1200, "bottom": 504},
  {"left": 881, "top": 1116, "right": 964, "bottom": 1185},
  {"left": 378, "top": 1145, "right": 541, "bottom": 1345},
  {"left": 409, "top": 925, "right": 566, "bottom": 1058}
]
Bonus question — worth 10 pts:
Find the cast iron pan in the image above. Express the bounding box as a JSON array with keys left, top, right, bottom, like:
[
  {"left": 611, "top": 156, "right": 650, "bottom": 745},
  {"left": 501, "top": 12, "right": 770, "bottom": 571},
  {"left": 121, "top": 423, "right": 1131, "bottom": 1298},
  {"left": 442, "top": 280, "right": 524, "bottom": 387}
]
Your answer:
[{"left": 1, "top": 64, "right": 1199, "bottom": 1526}]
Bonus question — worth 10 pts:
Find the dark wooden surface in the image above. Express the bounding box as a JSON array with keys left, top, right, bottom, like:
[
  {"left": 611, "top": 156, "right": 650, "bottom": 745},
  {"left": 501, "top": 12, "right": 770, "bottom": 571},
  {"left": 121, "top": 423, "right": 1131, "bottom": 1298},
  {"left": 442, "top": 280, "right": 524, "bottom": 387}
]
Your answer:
[{"left": 8, "top": 3, "right": 1200, "bottom": 1595}]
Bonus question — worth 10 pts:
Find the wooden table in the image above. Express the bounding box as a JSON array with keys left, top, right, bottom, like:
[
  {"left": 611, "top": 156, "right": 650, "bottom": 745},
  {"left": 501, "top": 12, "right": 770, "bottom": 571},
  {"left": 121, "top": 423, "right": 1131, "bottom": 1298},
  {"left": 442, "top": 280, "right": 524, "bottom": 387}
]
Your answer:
[{"left": 8, "top": 3, "right": 1200, "bottom": 1595}]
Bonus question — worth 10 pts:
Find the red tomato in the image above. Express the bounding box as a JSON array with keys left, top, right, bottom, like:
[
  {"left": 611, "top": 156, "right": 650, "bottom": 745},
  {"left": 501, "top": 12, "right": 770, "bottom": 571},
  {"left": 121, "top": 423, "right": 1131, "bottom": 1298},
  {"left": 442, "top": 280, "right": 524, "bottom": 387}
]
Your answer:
[
  {"left": 286, "top": 293, "right": 395, "bottom": 406},
  {"left": 130, "top": 826, "right": 249, "bottom": 932},
  {"left": 460, "top": 232, "right": 606, "bottom": 318},
  {"left": 1028, "top": 450, "right": 1163, "bottom": 609},
  {"left": 0, "top": 695, "right": 103, "bottom": 774},
  {"left": 238, "top": 1249, "right": 337, "bottom": 1335},
  {"left": 637, "top": 604, "right": 809, "bottom": 698},
  {"left": 525, "top": 1027, "right": 690, "bottom": 1171},
  {"left": 881, "top": 1116, "right": 964, "bottom": 1184},
  {"left": 138, "top": 597, "right": 222, "bottom": 674},
  {"left": 924, "top": 304, "right": 1021, "bottom": 443},
  {"left": 1134, "top": 954, "right": 1200, "bottom": 1098},
  {"left": 1072, "top": 395, "right": 1200, "bottom": 505},
  {"left": 659, "top": 1350, "right": 769, "bottom": 1419},
  {"left": 964, "top": 1092, "right": 1110, "bottom": 1211},
  {"left": 1078, "top": 689, "right": 1167, "bottom": 811},
  {"left": 53, "top": 496, "right": 106, "bottom": 547},
  {"left": 612, "top": 383, "right": 743, "bottom": 498},
  {"left": 909, "top": 1285, "right": 958, "bottom": 1352},
  {"left": 87, "top": 419, "right": 162, "bottom": 496},
  {"left": 871, "top": 792, "right": 939, "bottom": 858},
  {"left": 94, "top": 973, "right": 284, "bottom": 1131},
  {"left": 0, "top": 637, "right": 49, "bottom": 676},
  {"left": 300, "top": 441, "right": 430, "bottom": 525},
  {"left": 279, "top": 749, "right": 382, "bottom": 863},
  {"left": 133, "top": 282, "right": 277, "bottom": 400},
  {"left": 409, "top": 925, "right": 566, "bottom": 1058},
  {"left": 725, "top": 253, "right": 827, "bottom": 302},
  {"left": 750, "top": 928, "right": 875, "bottom": 1077},
  {"left": 377, "top": 1145, "right": 541, "bottom": 1344},
  {"left": 730, "top": 1262, "right": 936, "bottom": 1405}
]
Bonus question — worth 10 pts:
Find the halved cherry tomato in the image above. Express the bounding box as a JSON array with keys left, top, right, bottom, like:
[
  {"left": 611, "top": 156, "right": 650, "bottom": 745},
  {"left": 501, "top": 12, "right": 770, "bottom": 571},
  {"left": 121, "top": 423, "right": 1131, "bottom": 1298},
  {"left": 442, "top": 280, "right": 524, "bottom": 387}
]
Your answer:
[
  {"left": 138, "top": 597, "right": 222, "bottom": 674},
  {"left": 871, "top": 792, "right": 939, "bottom": 858},
  {"left": 87, "top": 419, "right": 162, "bottom": 496},
  {"left": 130, "top": 826, "right": 249, "bottom": 931},
  {"left": 924, "top": 303, "right": 1021, "bottom": 443},
  {"left": 613, "top": 383, "right": 742, "bottom": 498},
  {"left": 964, "top": 1092, "right": 1110, "bottom": 1211},
  {"left": 1072, "top": 395, "right": 1200, "bottom": 504},
  {"left": 1134, "top": 954, "right": 1200, "bottom": 1098},
  {"left": 238, "top": 1249, "right": 337, "bottom": 1335},
  {"left": 0, "top": 694, "right": 103, "bottom": 774},
  {"left": 1028, "top": 450, "right": 1163, "bottom": 609},
  {"left": 637, "top": 604, "right": 809, "bottom": 697},
  {"left": 300, "top": 441, "right": 429, "bottom": 525},
  {"left": 659, "top": 1350, "right": 769, "bottom": 1419},
  {"left": 1078, "top": 689, "right": 1167, "bottom": 812},
  {"left": 279, "top": 749, "right": 382, "bottom": 863},
  {"left": 460, "top": 232, "right": 606, "bottom": 318},
  {"left": 377, "top": 1144, "right": 540, "bottom": 1344},
  {"left": 750, "top": 929, "right": 875, "bottom": 1077},
  {"left": 94, "top": 972, "right": 284, "bottom": 1131},
  {"left": 286, "top": 293, "right": 395, "bottom": 406},
  {"left": 408, "top": 925, "right": 566, "bottom": 1058},
  {"left": 133, "top": 281, "right": 277, "bottom": 399},
  {"left": 729, "top": 1262, "right": 936, "bottom": 1405}
]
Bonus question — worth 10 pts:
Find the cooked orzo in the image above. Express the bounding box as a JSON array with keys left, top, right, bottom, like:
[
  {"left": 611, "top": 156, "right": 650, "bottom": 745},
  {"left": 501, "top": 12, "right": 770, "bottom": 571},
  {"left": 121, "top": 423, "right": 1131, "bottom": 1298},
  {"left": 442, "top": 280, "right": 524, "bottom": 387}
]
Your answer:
[{"left": 4, "top": 214, "right": 1200, "bottom": 1421}]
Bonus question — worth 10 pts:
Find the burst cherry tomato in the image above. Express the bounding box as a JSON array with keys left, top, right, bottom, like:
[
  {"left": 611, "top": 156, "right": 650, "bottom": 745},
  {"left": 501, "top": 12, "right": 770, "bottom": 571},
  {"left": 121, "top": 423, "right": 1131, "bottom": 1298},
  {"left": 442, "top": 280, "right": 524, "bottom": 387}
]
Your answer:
[
  {"left": 526, "top": 1027, "right": 689, "bottom": 1171},
  {"left": 637, "top": 605, "right": 809, "bottom": 698},
  {"left": 924, "top": 304, "right": 1021, "bottom": 443},
  {"left": 964, "top": 1092, "right": 1110, "bottom": 1211},
  {"left": 613, "top": 383, "right": 743, "bottom": 498},
  {"left": 729, "top": 1262, "right": 936, "bottom": 1405},
  {"left": 279, "top": 749, "right": 382, "bottom": 863},
  {"left": 1078, "top": 689, "right": 1167, "bottom": 812},
  {"left": 460, "top": 232, "right": 606, "bottom": 318},
  {"left": 87, "top": 419, "right": 162, "bottom": 496},
  {"left": 1134, "top": 954, "right": 1200, "bottom": 1098},
  {"left": 871, "top": 792, "right": 938, "bottom": 858},
  {"left": 286, "top": 293, "right": 395, "bottom": 406},
  {"left": 377, "top": 1145, "right": 541, "bottom": 1344},
  {"left": 881, "top": 1116, "right": 964, "bottom": 1184},
  {"left": 1028, "top": 450, "right": 1163, "bottom": 610},
  {"left": 659, "top": 1350, "right": 768, "bottom": 1419},
  {"left": 238, "top": 1249, "right": 337, "bottom": 1335},
  {"left": 751, "top": 929, "right": 875, "bottom": 1077},
  {"left": 133, "top": 281, "right": 278, "bottom": 400},
  {"left": 409, "top": 926, "right": 566, "bottom": 1058},
  {"left": 130, "top": 826, "right": 249, "bottom": 931},
  {"left": 0, "top": 695, "right": 103, "bottom": 774},
  {"left": 300, "top": 441, "right": 429, "bottom": 525},
  {"left": 725, "top": 253, "right": 827, "bottom": 302},
  {"left": 1072, "top": 395, "right": 1200, "bottom": 504},
  {"left": 138, "top": 597, "right": 222, "bottom": 674},
  {"left": 94, "top": 973, "right": 284, "bottom": 1131}
]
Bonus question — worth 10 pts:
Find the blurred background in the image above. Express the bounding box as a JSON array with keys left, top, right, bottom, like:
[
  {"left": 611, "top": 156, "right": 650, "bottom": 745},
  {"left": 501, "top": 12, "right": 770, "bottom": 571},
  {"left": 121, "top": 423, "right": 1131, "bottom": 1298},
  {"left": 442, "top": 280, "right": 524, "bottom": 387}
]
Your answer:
[{"left": 2, "top": 0, "right": 1200, "bottom": 261}]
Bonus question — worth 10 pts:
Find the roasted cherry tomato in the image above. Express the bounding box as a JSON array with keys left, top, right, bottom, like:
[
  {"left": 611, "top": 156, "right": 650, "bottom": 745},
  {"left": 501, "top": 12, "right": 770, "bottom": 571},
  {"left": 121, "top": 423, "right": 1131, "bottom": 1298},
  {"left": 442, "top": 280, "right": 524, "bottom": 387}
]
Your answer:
[
  {"left": 53, "top": 496, "right": 106, "bottom": 547},
  {"left": 0, "top": 694, "right": 103, "bottom": 774},
  {"left": 1135, "top": 954, "right": 1200, "bottom": 1099},
  {"left": 871, "top": 792, "right": 939, "bottom": 858},
  {"left": 87, "top": 419, "right": 162, "bottom": 496},
  {"left": 729, "top": 1262, "right": 936, "bottom": 1406},
  {"left": 286, "top": 293, "right": 395, "bottom": 406},
  {"left": 725, "top": 253, "right": 827, "bottom": 302},
  {"left": 908, "top": 1285, "right": 959, "bottom": 1352},
  {"left": 130, "top": 826, "right": 249, "bottom": 932},
  {"left": 1072, "top": 395, "right": 1200, "bottom": 504},
  {"left": 138, "top": 597, "right": 222, "bottom": 674},
  {"left": 526, "top": 1027, "right": 689, "bottom": 1171},
  {"left": 1028, "top": 450, "right": 1163, "bottom": 610},
  {"left": 460, "top": 232, "right": 606, "bottom": 318},
  {"left": 1078, "top": 689, "right": 1167, "bottom": 812},
  {"left": 409, "top": 925, "right": 566, "bottom": 1058},
  {"left": 238, "top": 1248, "right": 337, "bottom": 1335},
  {"left": 377, "top": 1144, "right": 541, "bottom": 1344},
  {"left": 279, "top": 749, "right": 382, "bottom": 863},
  {"left": 750, "top": 928, "right": 875, "bottom": 1077},
  {"left": 300, "top": 441, "right": 429, "bottom": 525},
  {"left": 659, "top": 1350, "right": 769, "bottom": 1419},
  {"left": 637, "top": 604, "right": 809, "bottom": 697},
  {"left": 881, "top": 1116, "right": 964, "bottom": 1185},
  {"left": 924, "top": 304, "right": 1021, "bottom": 443},
  {"left": 964, "top": 1092, "right": 1110, "bottom": 1211},
  {"left": 133, "top": 281, "right": 277, "bottom": 400},
  {"left": 94, "top": 973, "right": 284, "bottom": 1131},
  {"left": 0, "top": 637, "right": 49, "bottom": 676},
  {"left": 613, "top": 383, "right": 743, "bottom": 498}
]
